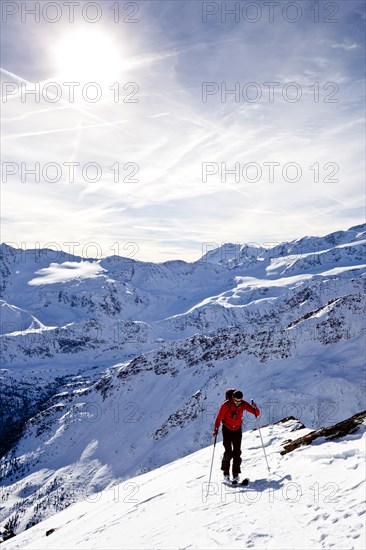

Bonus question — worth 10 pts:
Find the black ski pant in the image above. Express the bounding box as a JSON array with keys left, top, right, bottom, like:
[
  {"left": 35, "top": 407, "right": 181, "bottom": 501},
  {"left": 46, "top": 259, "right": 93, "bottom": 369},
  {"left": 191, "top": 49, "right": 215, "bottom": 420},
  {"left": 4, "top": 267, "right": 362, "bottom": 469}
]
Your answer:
[{"left": 221, "top": 425, "right": 242, "bottom": 476}]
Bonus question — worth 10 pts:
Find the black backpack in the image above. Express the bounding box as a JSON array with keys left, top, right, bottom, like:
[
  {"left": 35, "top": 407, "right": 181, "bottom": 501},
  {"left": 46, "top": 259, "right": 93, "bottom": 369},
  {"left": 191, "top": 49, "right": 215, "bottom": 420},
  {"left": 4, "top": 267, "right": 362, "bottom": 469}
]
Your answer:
[{"left": 225, "top": 388, "right": 236, "bottom": 401}]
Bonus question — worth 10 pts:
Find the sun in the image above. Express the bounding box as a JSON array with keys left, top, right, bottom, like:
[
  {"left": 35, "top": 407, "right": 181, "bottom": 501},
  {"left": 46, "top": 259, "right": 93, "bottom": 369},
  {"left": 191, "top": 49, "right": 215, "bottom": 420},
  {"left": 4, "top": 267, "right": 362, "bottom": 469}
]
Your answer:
[{"left": 52, "top": 28, "right": 123, "bottom": 82}]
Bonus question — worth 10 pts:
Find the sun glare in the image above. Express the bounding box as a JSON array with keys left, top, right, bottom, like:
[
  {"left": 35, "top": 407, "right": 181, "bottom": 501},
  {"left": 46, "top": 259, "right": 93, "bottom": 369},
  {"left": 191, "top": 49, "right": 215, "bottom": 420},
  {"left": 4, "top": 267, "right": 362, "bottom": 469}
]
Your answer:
[{"left": 52, "top": 29, "right": 123, "bottom": 82}]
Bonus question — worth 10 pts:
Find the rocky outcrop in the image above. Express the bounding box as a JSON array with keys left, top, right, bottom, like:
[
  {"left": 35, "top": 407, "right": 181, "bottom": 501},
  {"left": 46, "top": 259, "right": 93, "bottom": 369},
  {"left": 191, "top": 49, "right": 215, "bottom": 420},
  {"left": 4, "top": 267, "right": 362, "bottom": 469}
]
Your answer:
[{"left": 281, "top": 410, "right": 366, "bottom": 455}]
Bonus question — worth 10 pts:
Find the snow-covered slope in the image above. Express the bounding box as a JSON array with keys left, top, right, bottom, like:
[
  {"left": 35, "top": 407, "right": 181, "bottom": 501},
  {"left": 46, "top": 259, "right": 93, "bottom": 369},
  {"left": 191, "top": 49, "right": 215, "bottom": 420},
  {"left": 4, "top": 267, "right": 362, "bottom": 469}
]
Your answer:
[
  {"left": 2, "top": 415, "right": 365, "bottom": 549},
  {"left": 0, "top": 224, "right": 365, "bottom": 541}
]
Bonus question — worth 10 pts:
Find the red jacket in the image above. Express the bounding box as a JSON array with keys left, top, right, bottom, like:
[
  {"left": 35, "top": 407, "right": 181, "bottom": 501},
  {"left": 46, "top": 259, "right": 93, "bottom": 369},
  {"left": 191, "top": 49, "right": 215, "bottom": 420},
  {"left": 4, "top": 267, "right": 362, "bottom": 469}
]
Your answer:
[{"left": 214, "top": 400, "right": 260, "bottom": 431}]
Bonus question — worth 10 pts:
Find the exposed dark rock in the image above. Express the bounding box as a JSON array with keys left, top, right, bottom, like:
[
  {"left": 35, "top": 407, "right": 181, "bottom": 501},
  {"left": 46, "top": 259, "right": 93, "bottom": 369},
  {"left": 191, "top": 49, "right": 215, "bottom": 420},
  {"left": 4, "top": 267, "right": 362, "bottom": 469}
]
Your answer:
[
  {"left": 280, "top": 410, "right": 366, "bottom": 455},
  {"left": 153, "top": 391, "right": 203, "bottom": 440}
]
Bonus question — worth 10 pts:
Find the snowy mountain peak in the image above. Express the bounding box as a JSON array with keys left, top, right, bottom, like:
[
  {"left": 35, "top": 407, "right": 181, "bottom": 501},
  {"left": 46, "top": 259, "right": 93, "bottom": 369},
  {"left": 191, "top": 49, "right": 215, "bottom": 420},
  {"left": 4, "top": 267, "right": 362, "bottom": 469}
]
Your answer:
[{"left": 199, "top": 242, "right": 266, "bottom": 265}]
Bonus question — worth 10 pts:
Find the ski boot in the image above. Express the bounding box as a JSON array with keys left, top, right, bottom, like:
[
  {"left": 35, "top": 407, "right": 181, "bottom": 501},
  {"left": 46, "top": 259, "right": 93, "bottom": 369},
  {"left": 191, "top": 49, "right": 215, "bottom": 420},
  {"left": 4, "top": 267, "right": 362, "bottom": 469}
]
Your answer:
[{"left": 232, "top": 475, "right": 240, "bottom": 485}]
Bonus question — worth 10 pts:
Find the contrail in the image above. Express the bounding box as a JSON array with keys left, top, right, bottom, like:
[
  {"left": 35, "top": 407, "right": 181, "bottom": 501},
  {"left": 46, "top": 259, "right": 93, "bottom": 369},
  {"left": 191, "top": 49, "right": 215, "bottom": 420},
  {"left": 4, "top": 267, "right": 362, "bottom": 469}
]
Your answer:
[
  {"left": 0, "top": 67, "right": 136, "bottom": 137},
  {"left": 2, "top": 120, "right": 132, "bottom": 141}
]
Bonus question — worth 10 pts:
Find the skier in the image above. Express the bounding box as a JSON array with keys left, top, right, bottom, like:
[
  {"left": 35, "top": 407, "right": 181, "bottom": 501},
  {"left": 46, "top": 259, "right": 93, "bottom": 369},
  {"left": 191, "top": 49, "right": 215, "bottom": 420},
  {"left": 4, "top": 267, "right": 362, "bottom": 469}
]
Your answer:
[{"left": 213, "top": 389, "right": 260, "bottom": 484}]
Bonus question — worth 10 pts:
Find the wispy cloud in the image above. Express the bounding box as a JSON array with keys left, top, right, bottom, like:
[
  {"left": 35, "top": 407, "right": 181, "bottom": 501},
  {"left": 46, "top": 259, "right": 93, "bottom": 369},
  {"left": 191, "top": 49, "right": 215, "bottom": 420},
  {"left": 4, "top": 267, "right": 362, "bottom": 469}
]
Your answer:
[
  {"left": 331, "top": 41, "right": 359, "bottom": 50},
  {"left": 1, "top": 0, "right": 364, "bottom": 261}
]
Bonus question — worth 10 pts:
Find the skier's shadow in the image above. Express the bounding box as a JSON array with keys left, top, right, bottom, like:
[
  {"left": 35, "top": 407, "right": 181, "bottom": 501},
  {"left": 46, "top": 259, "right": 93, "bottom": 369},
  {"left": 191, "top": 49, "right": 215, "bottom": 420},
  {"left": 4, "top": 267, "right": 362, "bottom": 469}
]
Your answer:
[{"left": 237, "top": 474, "right": 291, "bottom": 492}]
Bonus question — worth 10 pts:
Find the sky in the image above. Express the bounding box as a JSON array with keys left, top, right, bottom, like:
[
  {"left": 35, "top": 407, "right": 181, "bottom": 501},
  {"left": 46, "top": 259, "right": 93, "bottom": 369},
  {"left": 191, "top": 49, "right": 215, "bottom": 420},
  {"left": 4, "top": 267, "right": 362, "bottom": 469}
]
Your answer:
[{"left": 1, "top": 0, "right": 365, "bottom": 262}]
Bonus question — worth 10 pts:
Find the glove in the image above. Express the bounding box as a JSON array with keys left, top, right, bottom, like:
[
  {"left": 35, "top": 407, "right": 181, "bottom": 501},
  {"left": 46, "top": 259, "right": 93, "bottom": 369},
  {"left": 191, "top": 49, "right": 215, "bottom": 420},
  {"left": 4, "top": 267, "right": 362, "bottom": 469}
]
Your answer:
[
  {"left": 251, "top": 401, "right": 259, "bottom": 417},
  {"left": 213, "top": 429, "right": 218, "bottom": 437}
]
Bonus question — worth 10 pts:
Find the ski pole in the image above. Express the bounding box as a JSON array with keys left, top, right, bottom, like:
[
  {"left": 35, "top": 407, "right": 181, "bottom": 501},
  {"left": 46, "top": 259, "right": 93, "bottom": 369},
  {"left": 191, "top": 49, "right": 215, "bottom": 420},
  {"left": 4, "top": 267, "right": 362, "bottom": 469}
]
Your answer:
[
  {"left": 251, "top": 399, "right": 271, "bottom": 474},
  {"left": 207, "top": 434, "right": 217, "bottom": 493}
]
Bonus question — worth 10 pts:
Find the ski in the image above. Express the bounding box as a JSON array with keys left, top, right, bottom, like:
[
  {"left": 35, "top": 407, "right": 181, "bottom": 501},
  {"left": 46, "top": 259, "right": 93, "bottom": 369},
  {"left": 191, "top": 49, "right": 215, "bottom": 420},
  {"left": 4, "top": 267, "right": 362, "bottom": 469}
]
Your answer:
[
  {"left": 223, "top": 477, "right": 250, "bottom": 486},
  {"left": 232, "top": 478, "right": 249, "bottom": 486}
]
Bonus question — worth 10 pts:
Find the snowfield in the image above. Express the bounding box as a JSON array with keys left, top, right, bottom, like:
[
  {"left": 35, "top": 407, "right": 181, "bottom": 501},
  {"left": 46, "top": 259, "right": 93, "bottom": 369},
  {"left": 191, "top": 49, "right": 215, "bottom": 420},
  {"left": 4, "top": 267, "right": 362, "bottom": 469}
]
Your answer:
[
  {"left": 3, "top": 417, "right": 365, "bottom": 550},
  {"left": 28, "top": 262, "right": 106, "bottom": 286}
]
